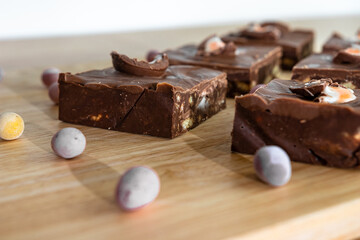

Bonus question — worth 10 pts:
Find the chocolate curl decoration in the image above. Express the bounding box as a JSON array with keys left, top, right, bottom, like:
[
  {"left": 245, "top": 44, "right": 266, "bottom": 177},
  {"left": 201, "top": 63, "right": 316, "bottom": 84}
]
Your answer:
[
  {"left": 111, "top": 51, "right": 169, "bottom": 77},
  {"left": 196, "top": 35, "right": 237, "bottom": 57}
]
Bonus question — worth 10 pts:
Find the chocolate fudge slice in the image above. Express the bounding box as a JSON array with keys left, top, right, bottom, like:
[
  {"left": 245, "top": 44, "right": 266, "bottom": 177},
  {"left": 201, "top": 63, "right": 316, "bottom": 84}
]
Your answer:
[
  {"left": 222, "top": 22, "right": 314, "bottom": 70},
  {"left": 165, "top": 36, "right": 281, "bottom": 97},
  {"left": 59, "top": 54, "right": 227, "bottom": 138},
  {"left": 292, "top": 50, "right": 360, "bottom": 88},
  {"left": 232, "top": 79, "right": 360, "bottom": 168}
]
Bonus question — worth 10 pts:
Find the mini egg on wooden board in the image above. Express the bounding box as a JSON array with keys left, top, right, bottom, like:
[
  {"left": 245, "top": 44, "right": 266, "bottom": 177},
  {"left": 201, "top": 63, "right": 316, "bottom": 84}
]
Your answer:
[
  {"left": 0, "top": 112, "right": 25, "bottom": 140},
  {"left": 41, "top": 68, "right": 60, "bottom": 88},
  {"left": 51, "top": 127, "right": 86, "bottom": 159},
  {"left": 48, "top": 82, "right": 59, "bottom": 104},
  {"left": 253, "top": 146, "right": 292, "bottom": 187},
  {"left": 115, "top": 166, "right": 160, "bottom": 211}
]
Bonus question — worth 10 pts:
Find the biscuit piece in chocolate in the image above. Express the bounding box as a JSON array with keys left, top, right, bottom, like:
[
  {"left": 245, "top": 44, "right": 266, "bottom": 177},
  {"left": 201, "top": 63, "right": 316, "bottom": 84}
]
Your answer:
[
  {"left": 59, "top": 61, "right": 227, "bottom": 138},
  {"left": 292, "top": 53, "right": 360, "bottom": 88},
  {"left": 222, "top": 22, "right": 314, "bottom": 70},
  {"left": 232, "top": 79, "right": 360, "bottom": 168},
  {"left": 166, "top": 36, "right": 281, "bottom": 97}
]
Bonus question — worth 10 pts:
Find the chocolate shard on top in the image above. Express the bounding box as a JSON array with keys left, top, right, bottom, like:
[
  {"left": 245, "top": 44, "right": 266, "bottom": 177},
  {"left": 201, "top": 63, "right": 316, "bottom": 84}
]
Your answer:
[
  {"left": 111, "top": 51, "right": 169, "bottom": 77},
  {"left": 289, "top": 79, "right": 332, "bottom": 99},
  {"left": 196, "top": 35, "right": 236, "bottom": 57},
  {"left": 333, "top": 47, "right": 360, "bottom": 64},
  {"left": 240, "top": 23, "right": 282, "bottom": 41},
  {"left": 260, "top": 21, "right": 289, "bottom": 34}
]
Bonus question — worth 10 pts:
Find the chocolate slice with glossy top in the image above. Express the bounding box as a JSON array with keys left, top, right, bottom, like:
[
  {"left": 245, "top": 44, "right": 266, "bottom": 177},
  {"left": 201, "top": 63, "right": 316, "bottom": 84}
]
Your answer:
[
  {"left": 59, "top": 65, "right": 227, "bottom": 138},
  {"left": 232, "top": 79, "right": 360, "bottom": 168},
  {"left": 166, "top": 44, "right": 281, "bottom": 97}
]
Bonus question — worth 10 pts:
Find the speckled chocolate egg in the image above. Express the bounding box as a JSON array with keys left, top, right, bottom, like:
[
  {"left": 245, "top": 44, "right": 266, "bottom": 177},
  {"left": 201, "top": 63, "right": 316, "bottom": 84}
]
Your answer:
[
  {"left": 0, "top": 112, "right": 25, "bottom": 140},
  {"left": 48, "top": 82, "right": 59, "bottom": 104},
  {"left": 254, "top": 146, "right": 291, "bottom": 187},
  {"left": 51, "top": 127, "right": 86, "bottom": 159},
  {"left": 116, "top": 166, "right": 160, "bottom": 211},
  {"left": 42, "top": 68, "right": 60, "bottom": 88},
  {"left": 249, "top": 84, "right": 265, "bottom": 94}
]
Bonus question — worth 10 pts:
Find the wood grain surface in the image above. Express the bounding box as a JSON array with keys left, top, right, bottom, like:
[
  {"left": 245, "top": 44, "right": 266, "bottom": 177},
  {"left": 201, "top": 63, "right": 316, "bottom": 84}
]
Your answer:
[{"left": 1, "top": 16, "right": 360, "bottom": 240}]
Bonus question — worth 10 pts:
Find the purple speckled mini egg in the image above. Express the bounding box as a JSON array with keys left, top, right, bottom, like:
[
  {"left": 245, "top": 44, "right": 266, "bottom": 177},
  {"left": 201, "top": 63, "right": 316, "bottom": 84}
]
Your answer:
[
  {"left": 254, "top": 146, "right": 291, "bottom": 187},
  {"left": 48, "top": 82, "right": 59, "bottom": 104},
  {"left": 51, "top": 127, "right": 86, "bottom": 159},
  {"left": 116, "top": 166, "right": 160, "bottom": 211},
  {"left": 42, "top": 68, "right": 60, "bottom": 88}
]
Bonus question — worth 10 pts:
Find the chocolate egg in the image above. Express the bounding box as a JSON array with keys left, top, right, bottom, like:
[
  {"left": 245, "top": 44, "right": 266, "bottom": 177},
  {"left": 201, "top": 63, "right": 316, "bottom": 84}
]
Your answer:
[
  {"left": 254, "top": 146, "right": 291, "bottom": 186},
  {"left": 48, "top": 82, "right": 59, "bottom": 104},
  {"left": 116, "top": 166, "right": 160, "bottom": 211},
  {"left": 51, "top": 127, "right": 86, "bottom": 159},
  {"left": 42, "top": 68, "right": 60, "bottom": 88},
  {"left": 0, "top": 112, "right": 25, "bottom": 140}
]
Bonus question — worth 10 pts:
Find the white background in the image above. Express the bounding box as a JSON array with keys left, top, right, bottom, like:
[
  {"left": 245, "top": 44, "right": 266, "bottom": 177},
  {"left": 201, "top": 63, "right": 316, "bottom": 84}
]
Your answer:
[{"left": 0, "top": 0, "right": 359, "bottom": 40}]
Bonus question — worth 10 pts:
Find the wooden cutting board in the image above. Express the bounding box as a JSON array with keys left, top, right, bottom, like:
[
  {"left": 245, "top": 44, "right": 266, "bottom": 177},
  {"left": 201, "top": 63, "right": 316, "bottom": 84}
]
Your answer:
[{"left": 1, "top": 63, "right": 360, "bottom": 240}]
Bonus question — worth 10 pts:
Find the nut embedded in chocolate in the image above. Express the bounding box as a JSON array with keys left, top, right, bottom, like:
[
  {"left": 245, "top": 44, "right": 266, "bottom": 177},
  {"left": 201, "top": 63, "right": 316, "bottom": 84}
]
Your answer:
[
  {"left": 333, "top": 47, "right": 360, "bottom": 64},
  {"left": 111, "top": 51, "right": 169, "bottom": 77}
]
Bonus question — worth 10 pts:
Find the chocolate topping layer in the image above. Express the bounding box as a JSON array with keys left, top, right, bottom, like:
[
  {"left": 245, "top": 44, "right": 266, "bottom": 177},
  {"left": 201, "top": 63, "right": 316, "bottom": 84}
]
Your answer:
[
  {"left": 111, "top": 51, "right": 169, "bottom": 77},
  {"left": 62, "top": 65, "right": 223, "bottom": 91}
]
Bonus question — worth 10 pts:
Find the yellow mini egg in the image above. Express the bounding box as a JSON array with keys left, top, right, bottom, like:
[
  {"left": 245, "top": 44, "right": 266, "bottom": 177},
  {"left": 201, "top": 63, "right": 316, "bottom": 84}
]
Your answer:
[{"left": 0, "top": 112, "right": 25, "bottom": 140}]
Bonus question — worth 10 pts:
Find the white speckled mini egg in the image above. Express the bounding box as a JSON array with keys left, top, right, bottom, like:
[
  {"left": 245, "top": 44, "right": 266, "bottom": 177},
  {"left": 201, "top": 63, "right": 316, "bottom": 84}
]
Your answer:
[
  {"left": 254, "top": 146, "right": 292, "bottom": 187},
  {"left": 51, "top": 127, "right": 86, "bottom": 159},
  {"left": 116, "top": 166, "right": 160, "bottom": 211}
]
